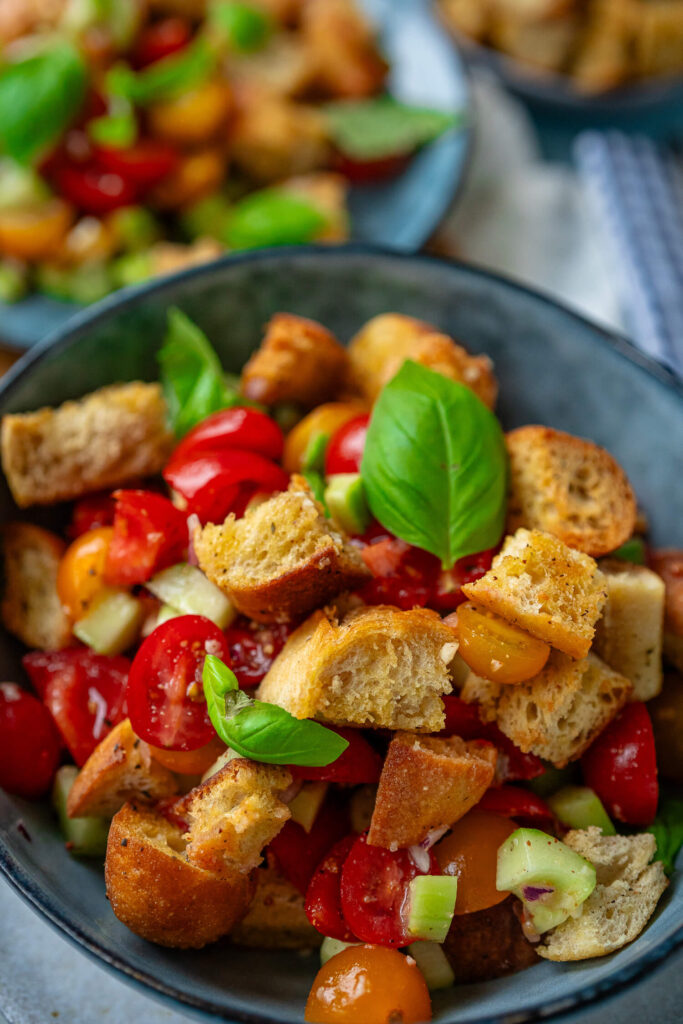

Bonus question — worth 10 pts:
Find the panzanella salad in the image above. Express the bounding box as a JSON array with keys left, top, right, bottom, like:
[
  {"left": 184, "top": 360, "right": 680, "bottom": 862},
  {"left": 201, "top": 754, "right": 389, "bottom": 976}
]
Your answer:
[{"left": 1, "top": 310, "right": 682, "bottom": 1023}]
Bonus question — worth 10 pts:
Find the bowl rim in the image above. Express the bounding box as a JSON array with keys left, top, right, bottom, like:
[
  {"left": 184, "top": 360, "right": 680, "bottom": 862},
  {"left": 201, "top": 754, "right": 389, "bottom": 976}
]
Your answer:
[{"left": 0, "top": 243, "right": 681, "bottom": 1024}]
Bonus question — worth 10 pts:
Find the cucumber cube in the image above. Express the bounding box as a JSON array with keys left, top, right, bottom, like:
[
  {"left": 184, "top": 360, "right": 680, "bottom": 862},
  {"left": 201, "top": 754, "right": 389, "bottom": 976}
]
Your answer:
[
  {"left": 407, "top": 942, "right": 455, "bottom": 990},
  {"left": 406, "top": 874, "right": 458, "bottom": 942},
  {"left": 289, "top": 781, "right": 328, "bottom": 833},
  {"left": 73, "top": 587, "right": 144, "bottom": 655},
  {"left": 147, "top": 563, "right": 236, "bottom": 629},
  {"left": 324, "top": 473, "right": 370, "bottom": 535},
  {"left": 302, "top": 431, "right": 330, "bottom": 474},
  {"left": 52, "top": 766, "right": 109, "bottom": 857},
  {"left": 548, "top": 786, "right": 615, "bottom": 835}
]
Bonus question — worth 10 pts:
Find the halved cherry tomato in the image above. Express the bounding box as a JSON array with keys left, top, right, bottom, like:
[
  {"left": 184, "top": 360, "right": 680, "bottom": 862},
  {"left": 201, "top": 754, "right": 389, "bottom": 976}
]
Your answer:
[
  {"left": 163, "top": 448, "right": 289, "bottom": 524},
  {"left": 305, "top": 834, "right": 357, "bottom": 941},
  {"left": 170, "top": 407, "right": 284, "bottom": 466},
  {"left": 105, "top": 490, "right": 188, "bottom": 586},
  {"left": 68, "top": 492, "right": 116, "bottom": 538},
  {"left": 331, "top": 150, "right": 412, "bottom": 184},
  {"left": 325, "top": 414, "right": 370, "bottom": 476},
  {"left": 93, "top": 140, "right": 180, "bottom": 188},
  {"left": 440, "top": 695, "right": 545, "bottom": 783},
  {"left": 224, "top": 617, "right": 292, "bottom": 688},
  {"left": 582, "top": 701, "right": 658, "bottom": 825},
  {"left": 305, "top": 945, "right": 431, "bottom": 1024},
  {"left": 269, "top": 794, "right": 351, "bottom": 895},
  {"left": 360, "top": 537, "right": 439, "bottom": 610},
  {"left": 477, "top": 785, "right": 554, "bottom": 826},
  {"left": 283, "top": 402, "right": 366, "bottom": 474},
  {"left": 0, "top": 199, "right": 74, "bottom": 261},
  {"left": 135, "top": 17, "right": 192, "bottom": 66},
  {"left": 56, "top": 162, "right": 139, "bottom": 215},
  {"left": 434, "top": 809, "right": 515, "bottom": 914},
  {"left": 430, "top": 548, "right": 496, "bottom": 613},
  {"left": 290, "top": 727, "right": 382, "bottom": 785},
  {"left": 57, "top": 526, "right": 113, "bottom": 621},
  {"left": 149, "top": 733, "right": 226, "bottom": 775},
  {"left": 340, "top": 833, "right": 440, "bottom": 946},
  {"left": 456, "top": 601, "right": 551, "bottom": 684},
  {"left": 148, "top": 80, "right": 232, "bottom": 147},
  {"left": 126, "top": 615, "right": 228, "bottom": 752},
  {"left": 23, "top": 649, "right": 129, "bottom": 766},
  {"left": 0, "top": 683, "right": 62, "bottom": 798}
]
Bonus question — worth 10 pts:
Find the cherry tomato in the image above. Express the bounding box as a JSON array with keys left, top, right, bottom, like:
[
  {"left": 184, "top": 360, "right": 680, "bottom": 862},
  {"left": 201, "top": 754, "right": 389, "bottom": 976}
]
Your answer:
[
  {"left": 170, "top": 408, "right": 284, "bottom": 466},
  {"left": 0, "top": 199, "right": 74, "bottom": 261},
  {"left": 305, "top": 834, "right": 357, "bottom": 941},
  {"left": 105, "top": 490, "right": 188, "bottom": 586},
  {"left": 148, "top": 80, "right": 232, "bottom": 147},
  {"left": 93, "top": 140, "right": 180, "bottom": 188},
  {"left": 331, "top": 149, "right": 412, "bottom": 184},
  {"left": 305, "top": 945, "right": 431, "bottom": 1024},
  {"left": 148, "top": 147, "right": 225, "bottom": 209},
  {"left": 434, "top": 810, "right": 515, "bottom": 914},
  {"left": 56, "top": 162, "right": 139, "bottom": 215},
  {"left": 325, "top": 414, "right": 370, "bottom": 476},
  {"left": 269, "top": 794, "right": 351, "bottom": 895},
  {"left": 440, "top": 695, "right": 545, "bottom": 783},
  {"left": 477, "top": 785, "right": 554, "bottom": 826},
  {"left": 163, "top": 448, "right": 289, "bottom": 525},
  {"left": 430, "top": 548, "right": 496, "bottom": 613},
  {"left": 456, "top": 602, "right": 551, "bottom": 684},
  {"left": 148, "top": 733, "right": 226, "bottom": 775},
  {"left": 581, "top": 702, "right": 658, "bottom": 825},
  {"left": 0, "top": 683, "right": 62, "bottom": 798},
  {"left": 57, "top": 526, "right": 113, "bottom": 621},
  {"left": 359, "top": 537, "right": 439, "bottom": 609},
  {"left": 67, "top": 493, "right": 116, "bottom": 538},
  {"left": 283, "top": 403, "right": 366, "bottom": 474},
  {"left": 23, "top": 649, "right": 129, "bottom": 766},
  {"left": 340, "top": 833, "right": 440, "bottom": 946},
  {"left": 135, "top": 17, "right": 192, "bottom": 66},
  {"left": 224, "top": 617, "right": 292, "bottom": 688},
  {"left": 290, "top": 727, "right": 382, "bottom": 785},
  {"left": 127, "top": 615, "right": 228, "bottom": 752}
]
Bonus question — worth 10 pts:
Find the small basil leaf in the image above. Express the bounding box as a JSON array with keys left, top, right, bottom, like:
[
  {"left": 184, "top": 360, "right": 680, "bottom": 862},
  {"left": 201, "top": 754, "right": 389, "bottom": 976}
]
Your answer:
[
  {"left": 324, "top": 96, "right": 462, "bottom": 162},
  {"left": 0, "top": 42, "right": 88, "bottom": 164},
  {"left": 610, "top": 537, "right": 646, "bottom": 565},
  {"left": 222, "top": 189, "right": 327, "bottom": 250},
  {"left": 648, "top": 794, "right": 683, "bottom": 875},
  {"left": 361, "top": 361, "right": 507, "bottom": 569},
  {"left": 209, "top": 0, "right": 272, "bottom": 52},
  {"left": 107, "top": 39, "right": 215, "bottom": 106}
]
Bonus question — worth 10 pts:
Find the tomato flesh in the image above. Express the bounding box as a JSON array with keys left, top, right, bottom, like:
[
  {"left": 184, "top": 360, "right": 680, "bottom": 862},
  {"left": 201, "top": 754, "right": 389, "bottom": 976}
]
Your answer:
[
  {"left": 135, "top": 17, "right": 192, "bottom": 66},
  {"left": 0, "top": 683, "right": 62, "bottom": 798},
  {"left": 68, "top": 492, "right": 116, "bottom": 538},
  {"left": 440, "top": 695, "right": 545, "bottom": 783},
  {"left": 360, "top": 537, "right": 439, "bottom": 610},
  {"left": 163, "top": 448, "right": 289, "bottom": 524},
  {"left": 430, "top": 548, "right": 496, "bottom": 613},
  {"left": 224, "top": 618, "right": 292, "bottom": 688},
  {"left": 171, "top": 407, "right": 284, "bottom": 466},
  {"left": 269, "top": 795, "right": 350, "bottom": 895},
  {"left": 325, "top": 414, "right": 370, "bottom": 476},
  {"left": 456, "top": 601, "right": 551, "bottom": 684},
  {"left": 290, "top": 727, "right": 382, "bottom": 784},
  {"left": 305, "top": 834, "right": 357, "bottom": 941},
  {"left": 434, "top": 809, "right": 515, "bottom": 914},
  {"left": 477, "top": 785, "right": 554, "bottom": 826},
  {"left": 93, "top": 140, "right": 180, "bottom": 188},
  {"left": 105, "top": 489, "right": 188, "bottom": 586},
  {"left": 57, "top": 526, "right": 113, "bottom": 621},
  {"left": 56, "top": 162, "right": 139, "bottom": 215},
  {"left": 582, "top": 701, "right": 658, "bottom": 825}
]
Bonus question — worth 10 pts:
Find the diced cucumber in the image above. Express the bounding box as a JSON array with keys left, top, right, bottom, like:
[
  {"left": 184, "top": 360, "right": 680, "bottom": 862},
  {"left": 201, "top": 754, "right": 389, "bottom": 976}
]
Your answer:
[
  {"left": 201, "top": 747, "right": 241, "bottom": 782},
  {"left": 548, "top": 786, "right": 615, "bottom": 835},
  {"left": 52, "top": 766, "right": 109, "bottom": 857},
  {"left": 611, "top": 537, "right": 646, "bottom": 565},
  {"left": 180, "top": 193, "right": 232, "bottom": 241},
  {"left": 496, "top": 827, "right": 596, "bottom": 934},
  {"left": 73, "top": 587, "right": 145, "bottom": 655},
  {"left": 36, "top": 262, "right": 113, "bottom": 304},
  {"left": 88, "top": 109, "right": 137, "bottom": 148},
  {"left": 146, "top": 562, "right": 236, "bottom": 629},
  {"left": 0, "top": 159, "right": 49, "bottom": 210},
  {"left": 324, "top": 473, "right": 370, "bottom": 535},
  {"left": 350, "top": 784, "right": 377, "bottom": 834},
  {"left": 303, "top": 470, "right": 328, "bottom": 512},
  {"left": 406, "top": 875, "right": 458, "bottom": 942},
  {"left": 0, "top": 261, "right": 28, "bottom": 303},
  {"left": 289, "top": 781, "right": 328, "bottom": 833},
  {"left": 407, "top": 942, "right": 455, "bottom": 990},
  {"left": 320, "top": 936, "right": 359, "bottom": 965},
  {"left": 302, "top": 431, "right": 329, "bottom": 474},
  {"left": 111, "top": 251, "right": 154, "bottom": 289},
  {"left": 109, "top": 206, "right": 161, "bottom": 252}
]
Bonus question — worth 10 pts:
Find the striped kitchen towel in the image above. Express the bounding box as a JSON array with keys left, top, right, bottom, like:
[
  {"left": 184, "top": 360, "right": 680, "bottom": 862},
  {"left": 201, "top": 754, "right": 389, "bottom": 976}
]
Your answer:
[{"left": 574, "top": 130, "right": 683, "bottom": 375}]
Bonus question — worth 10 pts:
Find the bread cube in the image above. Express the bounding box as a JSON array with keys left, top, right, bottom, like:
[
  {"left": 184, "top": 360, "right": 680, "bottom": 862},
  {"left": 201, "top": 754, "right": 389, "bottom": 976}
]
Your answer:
[
  {"left": 301, "top": 0, "right": 389, "bottom": 98},
  {"left": 650, "top": 550, "right": 683, "bottom": 672},
  {"left": 1, "top": 522, "right": 71, "bottom": 650},
  {"left": 231, "top": 866, "right": 323, "bottom": 949}
]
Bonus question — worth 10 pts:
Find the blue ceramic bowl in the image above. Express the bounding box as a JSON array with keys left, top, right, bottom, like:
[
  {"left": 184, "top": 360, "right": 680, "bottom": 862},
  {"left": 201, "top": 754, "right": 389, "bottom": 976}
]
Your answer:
[
  {"left": 0, "top": 0, "right": 471, "bottom": 351},
  {"left": 0, "top": 247, "right": 681, "bottom": 1024}
]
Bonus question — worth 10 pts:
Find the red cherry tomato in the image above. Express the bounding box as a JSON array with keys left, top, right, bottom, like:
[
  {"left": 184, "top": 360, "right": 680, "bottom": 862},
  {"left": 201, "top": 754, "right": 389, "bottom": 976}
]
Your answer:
[
  {"left": 331, "top": 150, "right": 412, "bottom": 184},
  {"left": 305, "top": 835, "right": 357, "bottom": 941},
  {"left": 340, "top": 833, "right": 440, "bottom": 946},
  {"left": 127, "top": 615, "right": 228, "bottom": 752},
  {"left": 477, "top": 785, "right": 554, "bottom": 825},
  {"left": 135, "top": 17, "right": 192, "bottom": 66},
  {"left": 23, "top": 649, "right": 129, "bottom": 766},
  {"left": 359, "top": 537, "right": 439, "bottom": 610},
  {"left": 68, "top": 492, "right": 116, "bottom": 538},
  {"left": 224, "top": 617, "right": 292, "bottom": 688},
  {"left": 105, "top": 489, "right": 188, "bottom": 586},
  {"left": 325, "top": 414, "right": 370, "bottom": 476},
  {"left": 440, "top": 695, "right": 545, "bottom": 783},
  {"left": 0, "top": 683, "right": 62, "bottom": 798},
  {"left": 56, "top": 162, "right": 139, "bottom": 215},
  {"left": 93, "top": 141, "right": 180, "bottom": 188},
  {"left": 290, "top": 727, "right": 382, "bottom": 784},
  {"left": 163, "top": 448, "right": 289, "bottom": 525},
  {"left": 431, "top": 548, "right": 497, "bottom": 613},
  {"left": 170, "top": 408, "right": 284, "bottom": 466},
  {"left": 582, "top": 702, "right": 658, "bottom": 825},
  {"left": 269, "top": 795, "right": 351, "bottom": 895}
]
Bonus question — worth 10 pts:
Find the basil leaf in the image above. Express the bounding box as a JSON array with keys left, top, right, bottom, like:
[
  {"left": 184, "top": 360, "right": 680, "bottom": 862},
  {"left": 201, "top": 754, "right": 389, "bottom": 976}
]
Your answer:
[
  {"left": 222, "top": 189, "right": 327, "bottom": 250},
  {"left": 107, "top": 39, "right": 215, "bottom": 106},
  {"left": 648, "top": 795, "right": 683, "bottom": 875},
  {"left": 209, "top": 1, "right": 272, "bottom": 52},
  {"left": 158, "top": 308, "right": 242, "bottom": 437},
  {"left": 302, "top": 469, "right": 329, "bottom": 514},
  {"left": 611, "top": 537, "right": 646, "bottom": 564},
  {"left": 324, "top": 97, "right": 461, "bottom": 161},
  {"left": 0, "top": 42, "right": 87, "bottom": 164},
  {"left": 361, "top": 361, "right": 507, "bottom": 569},
  {"left": 203, "top": 655, "right": 348, "bottom": 767}
]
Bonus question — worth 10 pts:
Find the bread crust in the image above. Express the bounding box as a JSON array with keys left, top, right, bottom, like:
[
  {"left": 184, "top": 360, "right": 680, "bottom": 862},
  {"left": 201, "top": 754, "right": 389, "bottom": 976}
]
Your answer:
[
  {"left": 105, "top": 802, "right": 254, "bottom": 948},
  {"left": 300, "top": 0, "right": 389, "bottom": 98},
  {"left": 367, "top": 733, "right": 496, "bottom": 849},
  {"left": 231, "top": 866, "right": 323, "bottom": 949},
  {"left": 1, "top": 522, "right": 71, "bottom": 650},
  {"left": 443, "top": 895, "right": 539, "bottom": 982}
]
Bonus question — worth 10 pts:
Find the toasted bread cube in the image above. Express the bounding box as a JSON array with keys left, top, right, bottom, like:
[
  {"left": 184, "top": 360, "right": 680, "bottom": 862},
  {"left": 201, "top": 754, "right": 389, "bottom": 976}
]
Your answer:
[
  {"left": 240, "top": 313, "right": 349, "bottom": 407},
  {"left": 594, "top": 560, "right": 665, "bottom": 702},
  {"left": 258, "top": 604, "right": 457, "bottom": 732},
  {"left": 193, "top": 475, "right": 369, "bottom": 623},
  {"left": 347, "top": 313, "right": 497, "bottom": 408},
  {"left": 105, "top": 802, "right": 254, "bottom": 948},
  {"left": 636, "top": 2, "right": 683, "bottom": 78},
  {"left": 1, "top": 382, "right": 172, "bottom": 508},
  {"left": 368, "top": 733, "right": 496, "bottom": 850},
  {"left": 175, "top": 758, "right": 293, "bottom": 876},
  {"left": 1, "top": 522, "right": 71, "bottom": 650},
  {"left": 301, "top": 0, "right": 389, "bottom": 98},
  {"left": 489, "top": 3, "right": 580, "bottom": 74},
  {"left": 506, "top": 426, "right": 636, "bottom": 557},
  {"left": 538, "top": 827, "right": 668, "bottom": 961},
  {"left": 230, "top": 88, "right": 329, "bottom": 183},
  {"left": 463, "top": 529, "right": 607, "bottom": 660},
  {"left": 66, "top": 719, "right": 177, "bottom": 819},
  {"left": 571, "top": 0, "right": 637, "bottom": 92},
  {"left": 438, "top": 0, "right": 492, "bottom": 42},
  {"left": 231, "top": 866, "right": 323, "bottom": 949},
  {"left": 443, "top": 895, "right": 539, "bottom": 982},
  {"left": 462, "top": 651, "right": 632, "bottom": 767}
]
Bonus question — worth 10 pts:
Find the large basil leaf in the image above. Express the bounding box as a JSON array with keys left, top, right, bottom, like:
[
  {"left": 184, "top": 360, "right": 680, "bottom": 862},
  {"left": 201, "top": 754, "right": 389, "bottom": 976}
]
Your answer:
[
  {"left": 361, "top": 361, "right": 507, "bottom": 568},
  {"left": 648, "top": 794, "right": 683, "bottom": 875},
  {"left": 324, "top": 97, "right": 461, "bottom": 161},
  {"left": 107, "top": 39, "right": 215, "bottom": 106}
]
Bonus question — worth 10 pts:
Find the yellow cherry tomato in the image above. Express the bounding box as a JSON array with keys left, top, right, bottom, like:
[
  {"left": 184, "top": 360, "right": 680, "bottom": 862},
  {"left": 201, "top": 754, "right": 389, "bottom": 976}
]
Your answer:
[
  {"left": 0, "top": 200, "right": 74, "bottom": 261},
  {"left": 283, "top": 401, "right": 367, "bottom": 473},
  {"left": 148, "top": 80, "right": 233, "bottom": 146},
  {"left": 56, "top": 526, "right": 113, "bottom": 621},
  {"left": 435, "top": 810, "right": 515, "bottom": 915},
  {"left": 149, "top": 148, "right": 226, "bottom": 209},
  {"left": 456, "top": 601, "right": 551, "bottom": 684}
]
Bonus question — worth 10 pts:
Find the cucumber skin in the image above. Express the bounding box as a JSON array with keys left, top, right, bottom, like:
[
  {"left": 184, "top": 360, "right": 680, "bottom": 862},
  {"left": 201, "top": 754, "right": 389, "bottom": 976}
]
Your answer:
[{"left": 52, "top": 766, "right": 109, "bottom": 858}]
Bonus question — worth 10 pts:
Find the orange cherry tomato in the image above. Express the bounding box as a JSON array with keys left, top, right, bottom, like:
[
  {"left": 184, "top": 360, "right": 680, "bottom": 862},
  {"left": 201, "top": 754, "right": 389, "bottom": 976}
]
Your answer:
[
  {"left": 148, "top": 148, "right": 226, "bottom": 209},
  {"left": 0, "top": 199, "right": 74, "bottom": 261},
  {"left": 456, "top": 601, "right": 550, "bottom": 684},
  {"left": 305, "top": 945, "right": 431, "bottom": 1024},
  {"left": 148, "top": 80, "right": 233, "bottom": 146},
  {"left": 434, "top": 809, "right": 515, "bottom": 915},
  {"left": 56, "top": 526, "right": 113, "bottom": 621},
  {"left": 283, "top": 402, "right": 367, "bottom": 473},
  {"left": 148, "top": 734, "right": 226, "bottom": 775}
]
